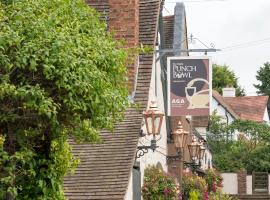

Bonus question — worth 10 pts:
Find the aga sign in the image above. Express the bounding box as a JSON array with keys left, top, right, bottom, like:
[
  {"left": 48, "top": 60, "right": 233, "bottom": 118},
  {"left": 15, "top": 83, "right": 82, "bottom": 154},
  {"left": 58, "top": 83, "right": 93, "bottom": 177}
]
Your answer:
[{"left": 167, "top": 57, "right": 212, "bottom": 116}]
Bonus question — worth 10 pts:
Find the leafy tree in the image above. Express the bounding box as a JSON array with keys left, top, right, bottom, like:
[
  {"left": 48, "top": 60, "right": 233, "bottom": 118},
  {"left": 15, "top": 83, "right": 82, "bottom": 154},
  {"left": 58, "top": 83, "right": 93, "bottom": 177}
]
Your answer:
[
  {"left": 254, "top": 62, "right": 270, "bottom": 114},
  {"left": 254, "top": 62, "right": 270, "bottom": 95},
  {"left": 207, "top": 113, "right": 270, "bottom": 173},
  {"left": 0, "top": 0, "right": 128, "bottom": 199},
  {"left": 212, "top": 64, "right": 245, "bottom": 96}
]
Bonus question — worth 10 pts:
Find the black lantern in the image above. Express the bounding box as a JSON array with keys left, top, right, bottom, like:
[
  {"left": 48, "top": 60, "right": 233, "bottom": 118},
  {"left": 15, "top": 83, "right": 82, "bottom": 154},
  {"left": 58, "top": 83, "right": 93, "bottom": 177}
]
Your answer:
[
  {"left": 143, "top": 101, "right": 164, "bottom": 136},
  {"left": 172, "top": 121, "right": 189, "bottom": 149}
]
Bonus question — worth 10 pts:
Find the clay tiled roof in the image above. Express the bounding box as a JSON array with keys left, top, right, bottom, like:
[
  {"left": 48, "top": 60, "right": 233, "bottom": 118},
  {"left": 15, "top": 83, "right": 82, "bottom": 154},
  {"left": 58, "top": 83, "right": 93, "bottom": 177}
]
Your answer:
[
  {"left": 86, "top": 0, "right": 109, "bottom": 22},
  {"left": 212, "top": 90, "right": 239, "bottom": 119},
  {"left": 64, "top": 0, "right": 160, "bottom": 199},
  {"left": 163, "top": 15, "right": 174, "bottom": 49},
  {"left": 192, "top": 91, "right": 240, "bottom": 127},
  {"left": 224, "top": 95, "right": 269, "bottom": 122}
]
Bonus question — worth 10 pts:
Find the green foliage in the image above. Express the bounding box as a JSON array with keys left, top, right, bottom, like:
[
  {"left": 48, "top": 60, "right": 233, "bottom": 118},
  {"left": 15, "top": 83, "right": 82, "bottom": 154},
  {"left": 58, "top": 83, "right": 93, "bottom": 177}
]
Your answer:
[
  {"left": 207, "top": 113, "right": 270, "bottom": 173},
  {"left": 209, "top": 189, "right": 238, "bottom": 200},
  {"left": 212, "top": 64, "right": 245, "bottom": 96},
  {"left": 0, "top": 0, "right": 128, "bottom": 199},
  {"left": 182, "top": 173, "right": 207, "bottom": 199},
  {"left": 189, "top": 190, "right": 200, "bottom": 200},
  {"left": 142, "top": 166, "right": 178, "bottom": 200},
  {"left": 254, "top": 62, "right": 270, "bottom": 96},
  {"left": 205, "top": 170, "right": 223, "bottom": 193},
  {"left": 254, "top": 62, "right": 270, "bottom": 114}
]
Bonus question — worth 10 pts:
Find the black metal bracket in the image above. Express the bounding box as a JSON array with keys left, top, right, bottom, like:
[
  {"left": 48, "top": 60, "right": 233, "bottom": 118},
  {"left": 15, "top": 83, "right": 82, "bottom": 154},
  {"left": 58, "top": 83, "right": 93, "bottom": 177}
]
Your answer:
[
  {"left": 139, "top": 129, "right": 146, "bottom": 137},
  {"left": 166, "top": 149, "right": 182, "bottom": 165},
  {"left": 136, "top": 139, "right": 157, "bottom": 159},
  {"left": 184, "top": 160, "right": 201, "bottom": 173}
]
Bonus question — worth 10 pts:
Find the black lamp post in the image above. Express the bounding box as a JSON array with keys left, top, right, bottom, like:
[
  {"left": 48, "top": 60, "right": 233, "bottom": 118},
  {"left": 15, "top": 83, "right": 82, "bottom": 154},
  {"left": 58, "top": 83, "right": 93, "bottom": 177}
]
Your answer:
[{"left": 136, "top": 101, "right": 164, "bottom": 159}]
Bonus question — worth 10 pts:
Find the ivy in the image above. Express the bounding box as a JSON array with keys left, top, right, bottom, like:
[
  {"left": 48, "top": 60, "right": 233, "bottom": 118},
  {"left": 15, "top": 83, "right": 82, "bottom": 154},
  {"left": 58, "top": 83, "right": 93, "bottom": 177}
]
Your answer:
[{"left": 0, "top": 0, "right": 128, "bottom": 199}]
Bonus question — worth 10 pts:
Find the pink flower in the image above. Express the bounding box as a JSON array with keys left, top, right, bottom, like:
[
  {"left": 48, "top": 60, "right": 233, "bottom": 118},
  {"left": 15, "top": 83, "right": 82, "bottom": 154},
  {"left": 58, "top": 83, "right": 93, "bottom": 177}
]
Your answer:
[
  {"left": 204, "top": 192, "right": 209, "bottom": 200},
  {"left": 212, "top": 183, "right": 217, "bottom": 192},
  {"left": 163, "top": 188, "right": 171, "bottom": 195}
]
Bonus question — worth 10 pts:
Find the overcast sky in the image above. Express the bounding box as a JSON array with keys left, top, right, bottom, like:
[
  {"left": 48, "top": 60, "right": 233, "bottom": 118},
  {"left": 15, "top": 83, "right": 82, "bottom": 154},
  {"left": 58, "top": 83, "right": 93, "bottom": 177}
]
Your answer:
[{"left": 164, "top": 0, "right": 270, "bottom": 95}]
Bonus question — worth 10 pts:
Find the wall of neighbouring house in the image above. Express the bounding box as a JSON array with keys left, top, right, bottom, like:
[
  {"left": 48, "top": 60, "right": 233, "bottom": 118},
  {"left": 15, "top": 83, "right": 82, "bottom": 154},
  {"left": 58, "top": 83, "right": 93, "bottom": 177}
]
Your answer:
[
  {"left": 222, "top": 173, "right": 270, "bottom": 195},
  {"left": 263, "top": 107, "right": 270, "bottom": 123},
  {"left": 211, "top": 97, "right": 235, "bottom": 124},
  {"left": 246, "top": 175, "right": 252, "bottom": 194},
  {"left": 222, "top": 173, "right": 238, "bottom": 194}
]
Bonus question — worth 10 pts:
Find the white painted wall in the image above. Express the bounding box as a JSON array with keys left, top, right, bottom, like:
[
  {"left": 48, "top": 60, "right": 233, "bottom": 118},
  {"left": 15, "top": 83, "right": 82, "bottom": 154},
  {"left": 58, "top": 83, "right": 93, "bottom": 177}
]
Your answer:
[
  {"left": 125, "top": 51, "right": 170, "bottom": 199},
  {"left": 221, "top": 173, "right": 238, "bottom": 194},
  {"left": 263, "top": 108, "right": 270, "bottom": 124},
  {"left": 268, "top": 175, "right": 270, "bottom": 194},
  {"left": 200, "top": 148, "right": 212, "bottom": 170},
  {"left": 125, "top": 171, "right": 133, "bottom": 200},
  {"left": 211, "top": 97, "right": 235, "bottom": 124},
  {"left": 246, "top": 175, "right": 252, "bottom": 195},
  {"left": 138, "top": 52, "right": 168, "bottom": 178}
]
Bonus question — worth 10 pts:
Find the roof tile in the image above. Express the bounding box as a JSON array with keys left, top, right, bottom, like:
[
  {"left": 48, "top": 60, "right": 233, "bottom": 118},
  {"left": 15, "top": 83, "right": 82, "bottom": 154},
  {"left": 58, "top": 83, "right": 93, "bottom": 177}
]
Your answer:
[
  {"left": 224, "top": 95, "right": 268, "bottom": 122},
  {"left": 64, "top": 0, "right": 161, "bottom": 199}
]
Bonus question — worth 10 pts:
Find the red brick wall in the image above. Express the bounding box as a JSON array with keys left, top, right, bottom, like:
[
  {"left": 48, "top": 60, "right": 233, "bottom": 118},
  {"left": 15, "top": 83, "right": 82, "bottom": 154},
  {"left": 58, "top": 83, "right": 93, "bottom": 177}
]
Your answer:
[
  {"left": 108, "top": 0, "right": 139, "bottom": 92},
  {"left": 237, "top": 171, "right": 247, "bottom": 194}
]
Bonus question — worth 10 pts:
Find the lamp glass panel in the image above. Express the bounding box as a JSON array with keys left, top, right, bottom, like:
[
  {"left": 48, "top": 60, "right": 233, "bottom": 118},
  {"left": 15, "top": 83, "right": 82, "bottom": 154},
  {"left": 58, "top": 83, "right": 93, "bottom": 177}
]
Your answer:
[
  {"left": 182, "top": 133, "right": 188, "bottom": 147},
  {"left": 199, "top": 147, "right": 206, "bottom": 160},
  {"left": 154, "top": 116, "right": 162, "bottom": 135},
  {"left": 174, "top": 134, "right": 182, "bottom": 148},
  {"left": 146, "top": 116, "right": 153, "bottom": 135}
]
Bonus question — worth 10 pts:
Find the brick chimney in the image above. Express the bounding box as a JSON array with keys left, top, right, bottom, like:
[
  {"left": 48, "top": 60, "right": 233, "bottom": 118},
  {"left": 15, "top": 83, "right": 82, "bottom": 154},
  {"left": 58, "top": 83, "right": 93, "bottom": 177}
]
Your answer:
[{"left": 108, "top": 0, "right": 139, "bottom": 92}]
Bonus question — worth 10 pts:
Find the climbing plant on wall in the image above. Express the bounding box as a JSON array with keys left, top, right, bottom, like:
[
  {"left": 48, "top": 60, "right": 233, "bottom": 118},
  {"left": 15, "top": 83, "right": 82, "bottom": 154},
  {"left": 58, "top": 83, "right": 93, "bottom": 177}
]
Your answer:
[{"left": 0, "top": 0, "right": 128, "bottom": 199}]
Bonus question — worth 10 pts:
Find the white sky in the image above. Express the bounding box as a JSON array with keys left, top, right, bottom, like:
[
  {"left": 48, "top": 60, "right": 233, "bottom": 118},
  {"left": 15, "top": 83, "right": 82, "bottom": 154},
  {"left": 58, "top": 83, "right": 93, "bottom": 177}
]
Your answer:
[{"left": 164, "top": 0, "right": 270, "bottom": 95}]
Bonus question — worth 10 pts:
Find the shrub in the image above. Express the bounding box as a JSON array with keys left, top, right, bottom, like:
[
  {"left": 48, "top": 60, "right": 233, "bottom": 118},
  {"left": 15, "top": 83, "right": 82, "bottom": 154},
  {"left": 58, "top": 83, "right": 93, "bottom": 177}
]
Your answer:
[
  {"left": 205, "top": 170, "right": 223, "bottom": 192},
  {"left": 209, "top": 189, "right": 239, "bottom": 200},
  {"left": 189, "top": 190, "right": 200, "bottom": 200},
  {"left": 0, "top": 0, "right": 128, "bottom": 199},
  {"left": 182, "top": 173, "right": 207, "bottom": 200},
  {"left": 142, "top": 166, "right": 178, "bottom": 200}
]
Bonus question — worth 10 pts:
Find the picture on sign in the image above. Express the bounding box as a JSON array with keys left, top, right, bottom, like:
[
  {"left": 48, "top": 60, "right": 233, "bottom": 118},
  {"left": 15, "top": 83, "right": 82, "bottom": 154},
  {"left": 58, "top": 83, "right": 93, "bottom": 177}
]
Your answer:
[{"left": 167, "top": 57, "right": 212, "bottom": 116}]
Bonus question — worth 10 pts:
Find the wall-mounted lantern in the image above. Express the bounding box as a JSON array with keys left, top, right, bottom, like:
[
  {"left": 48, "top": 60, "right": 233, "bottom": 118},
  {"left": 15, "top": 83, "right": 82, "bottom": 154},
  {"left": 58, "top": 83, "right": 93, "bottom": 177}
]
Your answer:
[
  {"left": 167, "top": 121, "right": 189, "bottom": 164},
  {"left": 173, "top": 121, "right": 189, "bottom": 149},
  {"left": 136, "top": 101, "right": 164, "bottom": 159},
  {"left": 184, "top": 136, "right": 206, "bottom": 173},
  {"left": 143, "top": 101, "right": 164, "bottom": 136},
  {"left": 188, "top": 136, "right": 201, "bottom": 160},
  {"left": 198, "top": 143, "right": 206, "bottom": 161}
]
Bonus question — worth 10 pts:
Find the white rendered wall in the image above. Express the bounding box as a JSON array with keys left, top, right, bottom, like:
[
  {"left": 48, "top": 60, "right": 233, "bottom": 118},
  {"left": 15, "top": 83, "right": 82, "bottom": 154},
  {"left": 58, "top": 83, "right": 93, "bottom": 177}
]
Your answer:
[
  {"left": 200, "top": 148, "right": 212, "bottom": 170},
  {"left": 221, "top": 173, "right": 238, "bottom": 194},
  {"left": 138, "top": 54, "right": 168, "bottom": 192},
  {"left": 246, "top": 175, "right": 252, "bottom": 195},
  {"left": 263, "top": 108, "right": 270, "bottom": 124},
  {"left": 125, "top": 171, "right": 133, "bottom": 200},
  {"left": 211, "top": 98, "right": 235, "bottom": 124},
  {"left": 269, "top": 175, "right": 270, "bottom": 194}
]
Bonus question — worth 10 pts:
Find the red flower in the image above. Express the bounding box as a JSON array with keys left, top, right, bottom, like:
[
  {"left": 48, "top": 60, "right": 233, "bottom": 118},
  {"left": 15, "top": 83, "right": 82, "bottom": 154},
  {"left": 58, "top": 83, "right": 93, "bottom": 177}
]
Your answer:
[
  {"left": 163, "top": 188, "right": 172, "bottom": 195},
  {"left": 212, "top": 183, "right": 217, "bottom": 192},
  {"left": 204, "top": 191, "right": 209, "bottom": 200}
]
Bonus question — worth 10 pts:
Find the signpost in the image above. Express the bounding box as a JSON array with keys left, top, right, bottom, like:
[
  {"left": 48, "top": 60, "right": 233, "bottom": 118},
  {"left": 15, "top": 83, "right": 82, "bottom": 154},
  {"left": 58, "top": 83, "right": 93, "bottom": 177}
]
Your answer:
[{"left": 167, "top": 57, "right": 212, "bottom": 116}]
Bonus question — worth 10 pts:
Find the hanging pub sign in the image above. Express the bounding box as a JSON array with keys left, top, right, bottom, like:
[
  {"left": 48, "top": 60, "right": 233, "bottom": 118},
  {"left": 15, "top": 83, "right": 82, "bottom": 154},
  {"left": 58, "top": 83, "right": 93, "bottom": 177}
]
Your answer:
[{"left": 167, "top": 57, "right": 212, "bottom": 116}]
